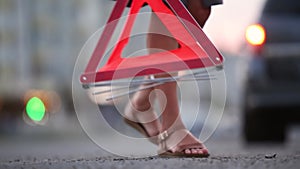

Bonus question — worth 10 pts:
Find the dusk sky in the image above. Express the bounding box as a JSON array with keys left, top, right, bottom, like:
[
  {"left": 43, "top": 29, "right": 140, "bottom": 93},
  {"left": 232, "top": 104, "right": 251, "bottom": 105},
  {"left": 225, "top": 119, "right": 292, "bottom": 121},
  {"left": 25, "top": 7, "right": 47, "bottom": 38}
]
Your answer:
[
  {"left": 99, "top": 0, "right": 267, "bottom": 55},
  {"left": 204, "top": 0, "right": 267, "bottom": 54}
]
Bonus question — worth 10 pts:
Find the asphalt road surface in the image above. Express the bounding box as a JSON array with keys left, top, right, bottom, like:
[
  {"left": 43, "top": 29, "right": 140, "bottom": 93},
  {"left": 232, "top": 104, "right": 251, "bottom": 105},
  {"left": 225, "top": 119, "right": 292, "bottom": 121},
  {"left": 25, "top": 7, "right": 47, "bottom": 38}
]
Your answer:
[
  {"left": 0, "top": 133, "right": 299, "bottom": 169},
  {"left": 0, "top": 109, "right": 300, "bottom": 169}
]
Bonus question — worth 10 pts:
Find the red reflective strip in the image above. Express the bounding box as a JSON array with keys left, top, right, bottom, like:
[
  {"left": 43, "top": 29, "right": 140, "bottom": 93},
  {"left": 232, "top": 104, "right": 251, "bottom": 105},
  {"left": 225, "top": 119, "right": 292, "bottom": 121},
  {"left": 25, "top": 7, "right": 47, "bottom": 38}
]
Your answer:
[
  {"left": 84, "top": 0, "right": 129, "bottom": 73},
  {"left": 166, "top": 0, "right": 223, "bottom": 64},
  {"left": 82, "top": 45, "right": 214, "bottom": 83},
  {"left": 81, "top": 0, "right": 224, "bottom": 84},
  {"left": 106, "top": 0, "right": 145, "bottom": 65}
]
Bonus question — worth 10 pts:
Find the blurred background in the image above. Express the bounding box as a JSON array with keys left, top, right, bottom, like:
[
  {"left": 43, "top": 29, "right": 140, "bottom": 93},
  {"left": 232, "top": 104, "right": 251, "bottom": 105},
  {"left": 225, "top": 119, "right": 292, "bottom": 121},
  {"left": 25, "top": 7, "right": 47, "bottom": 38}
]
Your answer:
[
  {"left": 1, "top": 0, "right": 300, "bottom": 161},
  {"left": 0, "top": 0, "right": 111, "bottom": 134}
]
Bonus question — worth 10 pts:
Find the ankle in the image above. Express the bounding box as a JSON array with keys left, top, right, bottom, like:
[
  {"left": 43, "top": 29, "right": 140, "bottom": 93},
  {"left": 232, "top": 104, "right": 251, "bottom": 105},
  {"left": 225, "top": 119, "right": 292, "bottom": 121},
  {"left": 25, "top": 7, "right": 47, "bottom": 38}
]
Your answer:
[
  {"left": 131, "top": 99, "right": 152, "bottom": 112},
  {"left": 161, "top": 120, "right": 186, "bottom": 133}
]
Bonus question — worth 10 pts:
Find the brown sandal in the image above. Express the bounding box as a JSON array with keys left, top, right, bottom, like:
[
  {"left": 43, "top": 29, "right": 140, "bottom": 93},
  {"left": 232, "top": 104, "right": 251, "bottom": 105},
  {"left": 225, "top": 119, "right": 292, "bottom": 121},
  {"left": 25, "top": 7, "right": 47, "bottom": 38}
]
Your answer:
[{"left": 158, "top": 129, "right": 209, "bottom": 158}]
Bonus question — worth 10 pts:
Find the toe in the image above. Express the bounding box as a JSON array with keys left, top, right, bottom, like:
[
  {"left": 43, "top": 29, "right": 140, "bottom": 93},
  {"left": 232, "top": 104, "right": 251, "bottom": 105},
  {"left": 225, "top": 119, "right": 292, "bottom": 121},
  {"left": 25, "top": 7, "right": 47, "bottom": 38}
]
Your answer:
[
  {"left": 191, "top": 149, "right": 198, "bottom": 154},
  {"left": 202, "top": 148, "right": 209, "bottom": 155},
  {"left": 196, "top": 148, "right": 202, "bottom": 154},
  {"left": 185, "top": 149, "right": 191, "bottom": 154}
]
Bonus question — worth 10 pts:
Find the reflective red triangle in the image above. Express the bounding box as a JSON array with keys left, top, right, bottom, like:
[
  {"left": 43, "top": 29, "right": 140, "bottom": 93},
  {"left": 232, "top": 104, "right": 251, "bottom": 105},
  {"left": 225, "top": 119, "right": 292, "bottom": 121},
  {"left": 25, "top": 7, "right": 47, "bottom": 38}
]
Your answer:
[{"left": 81, "top": 0, "right": 223, "bottom": 84}]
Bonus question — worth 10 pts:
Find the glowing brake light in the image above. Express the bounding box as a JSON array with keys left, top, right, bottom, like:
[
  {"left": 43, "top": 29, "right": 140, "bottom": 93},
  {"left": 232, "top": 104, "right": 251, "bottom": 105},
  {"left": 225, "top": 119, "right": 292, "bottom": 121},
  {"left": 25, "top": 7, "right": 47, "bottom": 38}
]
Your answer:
[{"left": 246, "top": 24, "right": 266, "bottom": 46}]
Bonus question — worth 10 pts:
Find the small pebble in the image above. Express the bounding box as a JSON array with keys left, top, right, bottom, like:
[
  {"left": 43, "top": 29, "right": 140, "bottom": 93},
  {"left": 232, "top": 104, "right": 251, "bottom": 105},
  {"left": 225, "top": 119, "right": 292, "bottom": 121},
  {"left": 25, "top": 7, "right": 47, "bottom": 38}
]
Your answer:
[{"left": 265, "top": 153, "right": 277, "bottom": 159}]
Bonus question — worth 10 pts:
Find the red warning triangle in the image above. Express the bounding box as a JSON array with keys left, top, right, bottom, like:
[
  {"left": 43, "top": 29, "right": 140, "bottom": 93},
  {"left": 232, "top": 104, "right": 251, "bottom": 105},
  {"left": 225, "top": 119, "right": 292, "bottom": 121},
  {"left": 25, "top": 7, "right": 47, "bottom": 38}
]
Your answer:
[{"left": 80, "top": 0, "right": 223, "bottom": 84}]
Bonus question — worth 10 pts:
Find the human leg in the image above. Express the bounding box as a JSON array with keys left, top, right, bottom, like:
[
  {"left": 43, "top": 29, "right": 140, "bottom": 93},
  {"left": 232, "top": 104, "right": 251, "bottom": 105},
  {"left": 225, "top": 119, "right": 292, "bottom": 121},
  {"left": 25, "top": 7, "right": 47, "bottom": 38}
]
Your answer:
[
  {"left": 126, "top": 0, "right": 213, "bottom": 156},
  {"left": 124, "top": 10, "right": 178, "bottom": 140},
  {"left": 147, "top": 8, "right": 209, "bottom": 155}
]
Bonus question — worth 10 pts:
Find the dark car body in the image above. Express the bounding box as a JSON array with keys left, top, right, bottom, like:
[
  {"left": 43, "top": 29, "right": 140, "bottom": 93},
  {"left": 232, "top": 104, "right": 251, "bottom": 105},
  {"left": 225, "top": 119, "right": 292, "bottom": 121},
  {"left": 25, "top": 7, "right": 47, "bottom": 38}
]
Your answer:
[{"left": 241, "top": 0, "right": 300, "bottom": 142}]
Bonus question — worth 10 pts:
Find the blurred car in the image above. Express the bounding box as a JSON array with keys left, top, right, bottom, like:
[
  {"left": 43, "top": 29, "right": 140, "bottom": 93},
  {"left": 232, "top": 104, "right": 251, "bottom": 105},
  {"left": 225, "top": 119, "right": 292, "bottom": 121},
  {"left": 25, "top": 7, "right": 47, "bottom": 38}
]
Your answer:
[{"left": 241, "top": 0, "right": 300, "bottom": 142}]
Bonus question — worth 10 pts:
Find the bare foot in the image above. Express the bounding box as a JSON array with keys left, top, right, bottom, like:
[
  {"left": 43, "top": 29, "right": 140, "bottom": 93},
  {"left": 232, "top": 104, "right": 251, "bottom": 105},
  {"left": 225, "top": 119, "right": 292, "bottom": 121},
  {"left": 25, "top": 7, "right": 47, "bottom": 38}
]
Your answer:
[
  {"left": 158, "top": 128, "right": 209, "bottom": 157},
  {"left": 124, "top": 102, "right": 161, "bottom": 138}
]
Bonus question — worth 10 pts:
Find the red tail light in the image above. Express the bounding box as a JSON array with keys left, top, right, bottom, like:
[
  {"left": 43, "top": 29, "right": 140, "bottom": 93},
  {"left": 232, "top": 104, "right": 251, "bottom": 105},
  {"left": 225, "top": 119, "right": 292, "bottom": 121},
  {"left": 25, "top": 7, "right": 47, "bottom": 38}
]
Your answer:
[{"left": 246, "top": 24, "right": 266, "bottom": 46}]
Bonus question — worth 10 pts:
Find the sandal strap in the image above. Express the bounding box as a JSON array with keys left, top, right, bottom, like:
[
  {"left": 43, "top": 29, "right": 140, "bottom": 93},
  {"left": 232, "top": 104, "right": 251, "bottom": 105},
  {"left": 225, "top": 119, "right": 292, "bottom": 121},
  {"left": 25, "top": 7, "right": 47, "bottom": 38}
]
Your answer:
[
  {"left": 158, "top": 128, "right": 187, "bottom": 142},
  {"left": 158, "top": 130, "right": 170, "bottom": 142},
  {"left": 158, "top": 129, "right": 186, "bottom": 152},
  {"left": 158, "top": 130, "right": 176, "bottom": 151},
  {"left": 158, "top": 129, "right": 206, "bottom": 153}
]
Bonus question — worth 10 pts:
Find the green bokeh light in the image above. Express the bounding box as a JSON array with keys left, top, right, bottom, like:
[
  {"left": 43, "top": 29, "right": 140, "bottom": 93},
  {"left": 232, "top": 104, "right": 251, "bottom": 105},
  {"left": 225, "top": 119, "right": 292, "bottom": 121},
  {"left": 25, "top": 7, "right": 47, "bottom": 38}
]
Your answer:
[{"left": 26, "top": 97, "right": 46, "bottom": 122}]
